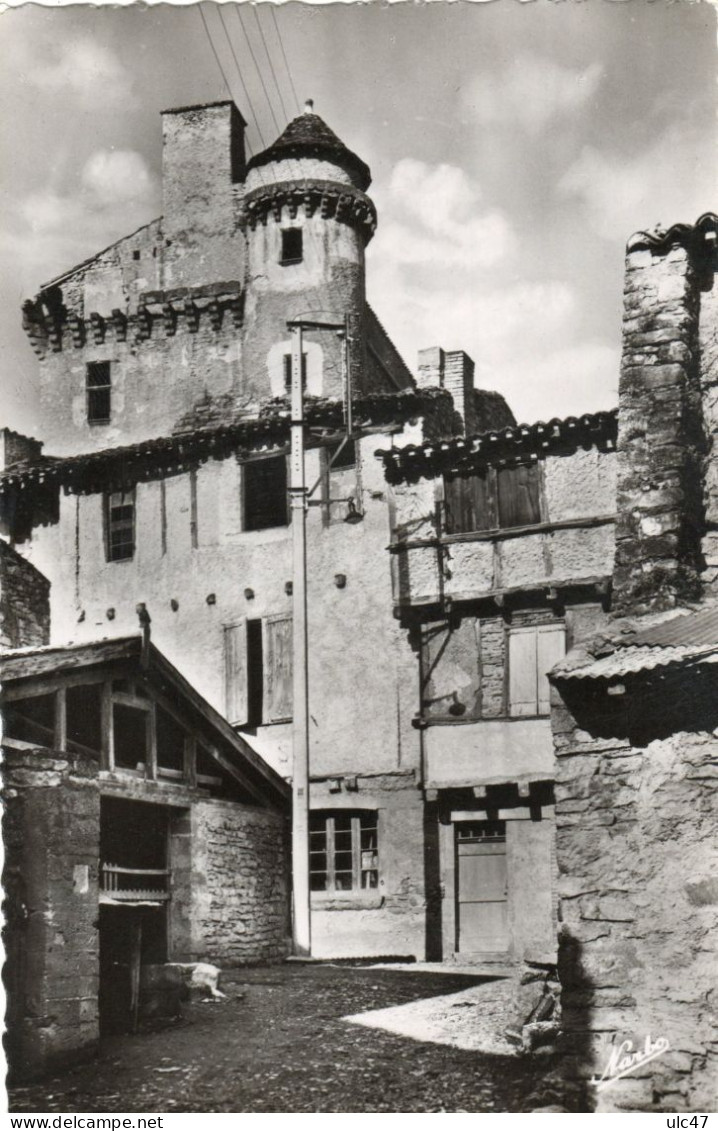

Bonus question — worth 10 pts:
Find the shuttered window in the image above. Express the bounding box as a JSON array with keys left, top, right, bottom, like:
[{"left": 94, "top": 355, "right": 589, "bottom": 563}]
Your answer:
[
  {"left": 225, "top": 616, "right": 292, "bottom": 727},
  {"left": 243, "top": 456, "right": 288, "bottom": 531},
  {"left": 496, "top": 463, "right": 541, "bottom": 528},
  {"left": 224, "top": 620, "right": 248, "bottom": 726},
  {"left": 264, "top": 615, "right": 293, "bottom": 723},
  {"left": 444, "top": 472, "right": 491, "bottom": 534},
  {"left": 508, "top": 624, "right": 565, "bottom": 717}
]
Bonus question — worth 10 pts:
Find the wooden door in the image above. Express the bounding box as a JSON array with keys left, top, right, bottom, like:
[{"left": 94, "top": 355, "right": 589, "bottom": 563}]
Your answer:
[{"left": 456, "top": 822, "right": 509, "bottom": 954}]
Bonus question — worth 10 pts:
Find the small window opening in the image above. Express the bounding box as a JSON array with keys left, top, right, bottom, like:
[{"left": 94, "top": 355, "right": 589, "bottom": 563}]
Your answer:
[
  {"left": 5, "top": 693, "right": 56, "bottom": 746},
  {"left": 327, "top": 438, "right": 356, "bottom": 471},
  {"left": 132, "top": 250, "right": 141, "bottom": 261},
  {"left": 66, "top": 684, "right": 102, "bottom": 757},
  {"left": 156, "top": 706, "right": 185, "bottom": 776},
  {"left": 112, "top": 702, "right": 148, "bottom": 771},
  {"left": 247, "top": 618, "right": 264, "bottom": 726},
  {"left": 283, "top": 353, "right": 308, "bottom": 392},
  {"left": 280, "top": 228, "right": 303, "bottom": 265},
  {"left": 87, "top": 362, "right": 111, "bottom": 424},
  {"left": 105, "top": 489, "right": 135, "bottom": 562}
]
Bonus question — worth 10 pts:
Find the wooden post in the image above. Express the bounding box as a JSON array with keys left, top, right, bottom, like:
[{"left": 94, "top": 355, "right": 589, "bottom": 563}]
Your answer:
[
  {"left": 129, "top": 918, "right": 143, "bottom": 1034},
  {"left": 54, "top": 686, "right": 67, "bottom": 752}
]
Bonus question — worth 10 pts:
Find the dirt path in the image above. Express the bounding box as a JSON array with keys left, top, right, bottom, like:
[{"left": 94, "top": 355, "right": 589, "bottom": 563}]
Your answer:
[{"left": 9, "top": 965, "right": 570, "bottom": 1114}]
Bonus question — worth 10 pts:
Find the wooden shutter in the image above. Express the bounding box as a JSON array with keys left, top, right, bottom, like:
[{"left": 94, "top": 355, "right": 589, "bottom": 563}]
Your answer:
[
  {"left": 508, "top": 628, "right": 538, "bottom": 717},
  {"left": 536, "top": 625, "right": 566, "bottom": 715},
  {"left": 264, "top": 615, "right": 293, "bottom": 722},
  {"left": 497, "top": 463, "right": 541, "bottom": 528},
  {"left": 444, "top": 472, "right": 491, "bottom": 534},
  {"left": 224, "top": 620, "right": 248, "bottom": 725}
]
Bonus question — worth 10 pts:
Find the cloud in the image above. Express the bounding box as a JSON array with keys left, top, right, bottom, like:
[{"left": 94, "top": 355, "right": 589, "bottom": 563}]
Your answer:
[
  {"left": 10, "top": 149, "right": 159, "bottom": 289},
  {"left": 465, "top": 54, "right": 603, "bottom": 136},
  {"left": 558, "top": 125, "right": 716, "bottom": 242},
  {"left": 22, "top": 37, "right": 137, "bottom": 107},
  {"left": 366, "top": 156, "right": 617, "bottom": 421}
]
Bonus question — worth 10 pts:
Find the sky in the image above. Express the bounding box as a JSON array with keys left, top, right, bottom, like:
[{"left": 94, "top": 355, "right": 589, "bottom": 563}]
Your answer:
[{"left": 0, "top": 0, "right": 715, "bottom": 440}]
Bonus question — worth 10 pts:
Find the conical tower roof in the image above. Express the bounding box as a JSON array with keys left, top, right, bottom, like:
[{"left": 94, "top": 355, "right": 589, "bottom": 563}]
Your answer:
[{"left": 246, "top": 102, "right": 371, "bottom": 192}]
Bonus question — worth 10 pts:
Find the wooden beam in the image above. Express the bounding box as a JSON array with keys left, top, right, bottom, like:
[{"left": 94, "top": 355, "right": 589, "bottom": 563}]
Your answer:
[
  {"left": 101, "top": 683, "right": 113, "bottom": 772},
  {"left": 0, "top": 637, "right": 140, "bottom": 684},
  {"left": 146, "top": 703, "right": 157, "bottom": 782},
  {"left": 205, "top": 743, "right": 268, "bottom": 807},
  {"left": 518, "top": 782, "right": 531, "bottom": 799},
  {"left": 54, "top": 687, "right": 66, "bottom": 753},
  {"left": 184, "top": 735, "right": 197, "bottom": 789}
]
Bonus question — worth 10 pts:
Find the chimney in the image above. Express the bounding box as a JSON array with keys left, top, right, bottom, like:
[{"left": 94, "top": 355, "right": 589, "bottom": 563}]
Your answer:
[
  {"left": 612, "top": 231, "right": 705, "bottom": 616},
  {"left": 416, "top": 347, "right": 476, "bottom": 434},
  {"left": 161, "top": 101, "right": 247, "bottom": 238}
]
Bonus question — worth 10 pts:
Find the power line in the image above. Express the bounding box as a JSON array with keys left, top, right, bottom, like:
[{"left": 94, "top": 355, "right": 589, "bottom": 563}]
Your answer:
[
  {"left": 253, "top": 5, "right": 291, "bottom": 126},
  {"left": 234, "top": 4, "right": 282, "bottom": 137},
  {"left": 198, "top": 5, "right": 235, "bottom": 103},
  {"left": 217, "top": 4, "right": 265, "bottom": 150},
  {"left": 270, "top": 7, "right": 301, "bottom": 117}
]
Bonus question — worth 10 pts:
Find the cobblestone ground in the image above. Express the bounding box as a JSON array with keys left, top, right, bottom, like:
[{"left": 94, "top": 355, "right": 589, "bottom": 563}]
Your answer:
[{"left": 9, "top": 965, "right": 570, "bottom": 1114}]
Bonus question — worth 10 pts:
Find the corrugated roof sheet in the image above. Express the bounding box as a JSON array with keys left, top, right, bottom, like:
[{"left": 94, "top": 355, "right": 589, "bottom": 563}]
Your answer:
[
  {"left": 552, "top": 642, "right": 718, "bottom": 681},
  {"left": 629, "top": 605, "right": 718, "bottom": 649}
]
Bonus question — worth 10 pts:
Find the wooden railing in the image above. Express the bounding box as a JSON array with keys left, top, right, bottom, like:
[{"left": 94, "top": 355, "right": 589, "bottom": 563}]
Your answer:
[{"left": 100, "top": 863, "right": 171, "bottom": 902}]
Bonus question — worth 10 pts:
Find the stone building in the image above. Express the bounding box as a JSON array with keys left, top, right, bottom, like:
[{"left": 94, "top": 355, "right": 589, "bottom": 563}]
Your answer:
[
  {"left": 1, "top": 627, "right": 290, "bottom": 1081},
  {"left": 5, "top": 100, "right": 510, "bottom": 963}
]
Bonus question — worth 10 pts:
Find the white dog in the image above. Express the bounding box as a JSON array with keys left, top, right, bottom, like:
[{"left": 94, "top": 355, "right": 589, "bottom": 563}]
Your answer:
[{"left": 167, "top": 962, "right": 226, "bottom": 1000}]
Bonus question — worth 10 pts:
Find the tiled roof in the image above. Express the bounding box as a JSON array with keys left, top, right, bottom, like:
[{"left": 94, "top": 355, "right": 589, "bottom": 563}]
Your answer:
[
  {"left": 246, "top": 111, "right": 371, "bottom": 192},
  {"left": 627, "top": 211, "right": 718, "bottom": 254},
  {"left": 377, "top": 409, "right": 618, "bottom": 484},
  {"left": 0, "top": 391, "right": 444, "bottom": 496}
]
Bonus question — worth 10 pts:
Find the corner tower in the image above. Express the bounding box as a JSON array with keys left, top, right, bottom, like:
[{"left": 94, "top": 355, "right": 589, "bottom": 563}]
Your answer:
[{"left": 242, "top": 101, "right": 376, "bottom": 401}]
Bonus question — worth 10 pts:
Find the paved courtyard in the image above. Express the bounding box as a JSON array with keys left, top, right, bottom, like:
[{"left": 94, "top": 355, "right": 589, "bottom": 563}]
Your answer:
[{"left": 9, "top": 964, "right": 572, "bottom": 1114}]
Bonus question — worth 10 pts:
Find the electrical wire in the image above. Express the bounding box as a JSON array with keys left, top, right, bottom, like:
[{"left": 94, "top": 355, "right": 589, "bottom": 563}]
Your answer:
[
  {"left": 217, "top": 5, "right": 265, "bottom": 151},
  {"left": 253, "top": 5, "right": 291, "bottom": 126},
  {"left": 234, "top": 4, "right": 282, "bottom": 137},
  {"left": 198, "top": 5, "right": 235, "bottom": 102}
]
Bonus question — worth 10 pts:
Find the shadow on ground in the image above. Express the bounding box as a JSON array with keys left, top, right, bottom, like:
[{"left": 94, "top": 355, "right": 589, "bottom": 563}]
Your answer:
[{"left": 9, "top": 965, "right": 574, "bottom": 1113}]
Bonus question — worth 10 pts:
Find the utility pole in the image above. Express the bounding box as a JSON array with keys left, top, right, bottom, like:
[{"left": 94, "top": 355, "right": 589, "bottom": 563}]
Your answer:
[
  {"left": 287, "top": 316, "right": 352, "bottom": 957},
  {"left": 289, "top": 321, "right": 310, "bottom": 957}
]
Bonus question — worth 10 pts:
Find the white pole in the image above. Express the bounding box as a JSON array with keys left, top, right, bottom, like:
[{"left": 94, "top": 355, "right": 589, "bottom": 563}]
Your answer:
[{"left": 289, "top": 323, "right": 311, "bottom": 957}]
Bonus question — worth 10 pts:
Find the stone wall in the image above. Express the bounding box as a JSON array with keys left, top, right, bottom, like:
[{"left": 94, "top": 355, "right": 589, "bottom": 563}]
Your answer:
[
  {"left": 613, "top": 240, "right": 705, "bottom": 615},
  {"left": 190, "top": 799, "right": 289, "bottom": 964},
  {"left": 2, "top": 747, "right": 101, "bottom": 1082},
  {"left": 551, "top": 666, "right": 718, "bottom": 1112},
  {"left": 0, "top": 539, "right": 50, "bottom": 647}
]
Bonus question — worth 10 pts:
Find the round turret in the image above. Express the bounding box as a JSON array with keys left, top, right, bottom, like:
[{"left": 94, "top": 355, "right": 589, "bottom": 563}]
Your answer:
[{"left": 242, "top": 104, "right": 375, "bottom": 403}]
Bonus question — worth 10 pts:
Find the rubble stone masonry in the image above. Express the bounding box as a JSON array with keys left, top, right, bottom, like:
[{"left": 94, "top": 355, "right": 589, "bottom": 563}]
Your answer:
[
  {"left": 2, "top": 748, "right": 101, "bottom": 1082},
  {"left": 551, "top": 685, "right": 718, "bottom": 1113},
  {"left": 613, "top": 241, "right": 705, "bottom": 615},
  {"left": 0, "top": 540, "right": 50, "bottom": 647}
]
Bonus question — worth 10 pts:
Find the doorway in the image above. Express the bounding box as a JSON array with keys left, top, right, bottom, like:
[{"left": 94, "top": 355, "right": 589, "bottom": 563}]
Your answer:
[{"left": 455, "top": 821, "right": 509, "bottom": 955}]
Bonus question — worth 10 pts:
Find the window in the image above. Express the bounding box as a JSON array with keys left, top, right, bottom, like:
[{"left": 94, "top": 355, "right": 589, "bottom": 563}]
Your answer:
[
  {"left": 309, "top": 811, "right": 379, "bottom": 893},
  {"left": 243, "top": 456, "right": 288, "bottom": 532},
  {"left": 508, "top": 624, "right": 565, "bottom": 717},
  {"left": 444, "top": 471, "right": 491, "bottom": 535},
  {"left": 326, "top": 438, "right": 356, "bottom": 471},
  {"left": 156, "top": 705, "right": 185, "bottom": 775},
  {"left": 224, "top": 615, "right": 293, "bottom": 727},
  {"left": 86, "top": 361, "right": 111, "bottom": 423},
  {"left": 280, "top": 228, "right": 303, "bottom": 265},
  {"left": 105, "top": 489, "right": 135, "bottom": 562},
  {"left": 112, "top": 702, "right": 149, "bottom": 771},
  {"left": 443, "top": 462, "right": 542, "bottom": 534},
  {"left": 283, "top": 352, "right": 308, "bottom": 392}
]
